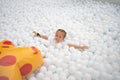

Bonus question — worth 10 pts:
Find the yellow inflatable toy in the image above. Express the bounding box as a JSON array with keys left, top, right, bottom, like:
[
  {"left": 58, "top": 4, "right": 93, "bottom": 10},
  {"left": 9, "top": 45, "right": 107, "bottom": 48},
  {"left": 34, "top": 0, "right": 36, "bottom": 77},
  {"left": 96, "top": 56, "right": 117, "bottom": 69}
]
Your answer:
[{"left": 0, "top": 40, "right": 44, "bottom": 80}]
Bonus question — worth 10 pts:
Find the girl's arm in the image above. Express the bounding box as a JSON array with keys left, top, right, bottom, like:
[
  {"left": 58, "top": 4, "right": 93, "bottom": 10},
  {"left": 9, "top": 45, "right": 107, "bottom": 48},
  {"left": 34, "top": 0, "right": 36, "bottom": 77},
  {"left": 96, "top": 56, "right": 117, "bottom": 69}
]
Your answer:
[
  {"left": 33, "top": 31, "right": 48, "bottom": 40},
  {"left": 67, "top": 43, "right": 89, "bottom": 50}
]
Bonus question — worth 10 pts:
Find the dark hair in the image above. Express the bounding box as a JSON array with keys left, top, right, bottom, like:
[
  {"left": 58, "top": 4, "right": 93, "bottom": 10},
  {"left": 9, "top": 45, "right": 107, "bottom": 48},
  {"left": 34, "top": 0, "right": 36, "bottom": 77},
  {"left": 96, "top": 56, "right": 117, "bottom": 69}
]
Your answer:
[{"left": 57, "top": 29, "right": 67, "bottom": 38}]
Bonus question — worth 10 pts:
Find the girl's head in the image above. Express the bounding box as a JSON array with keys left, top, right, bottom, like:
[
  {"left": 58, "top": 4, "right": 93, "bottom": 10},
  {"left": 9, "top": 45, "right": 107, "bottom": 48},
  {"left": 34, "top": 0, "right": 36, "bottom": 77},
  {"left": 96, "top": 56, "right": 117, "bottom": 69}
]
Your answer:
[{"left": 54, "top": 29, "right": 67, "bottom": 43}]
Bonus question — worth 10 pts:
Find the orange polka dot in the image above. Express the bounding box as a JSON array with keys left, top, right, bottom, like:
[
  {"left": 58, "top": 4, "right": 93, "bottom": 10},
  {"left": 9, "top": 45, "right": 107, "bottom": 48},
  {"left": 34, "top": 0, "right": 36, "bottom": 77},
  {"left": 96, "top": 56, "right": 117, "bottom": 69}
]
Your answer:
[
  {"left": 3, "top": 41, "right": 13, "bottom": 45},
  {"left": 0, "top": 76, "right": 9, "bottom": 80},
  {"left": 31, "top": 46, "right": 38, "bottom": 54},
  {"left": 2, "top": 46, "right": 9, "bottom": 48},
  {"left": 0, "top": 55, "right": 16, "bottom": 66},
  {"left": 3, "top": 41, "right": 14, "bottom": 46},
  {"left": 20, "top": 64, "right": 32, "bottom": 76}
]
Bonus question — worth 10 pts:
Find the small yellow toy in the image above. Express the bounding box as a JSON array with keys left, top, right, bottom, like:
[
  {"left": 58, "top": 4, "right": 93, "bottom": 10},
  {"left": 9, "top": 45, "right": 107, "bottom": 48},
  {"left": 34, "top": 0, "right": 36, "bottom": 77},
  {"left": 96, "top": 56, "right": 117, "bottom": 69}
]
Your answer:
[{"left": 0, "top": 40, "right": 44, "bottom": 80}]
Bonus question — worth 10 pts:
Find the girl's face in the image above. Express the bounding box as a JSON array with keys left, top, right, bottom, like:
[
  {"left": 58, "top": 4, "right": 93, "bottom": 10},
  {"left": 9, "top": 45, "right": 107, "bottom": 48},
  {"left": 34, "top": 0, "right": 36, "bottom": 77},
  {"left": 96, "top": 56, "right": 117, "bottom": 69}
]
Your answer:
[{"left": 54, "top": 31, "right": 65, "bottom": 43}]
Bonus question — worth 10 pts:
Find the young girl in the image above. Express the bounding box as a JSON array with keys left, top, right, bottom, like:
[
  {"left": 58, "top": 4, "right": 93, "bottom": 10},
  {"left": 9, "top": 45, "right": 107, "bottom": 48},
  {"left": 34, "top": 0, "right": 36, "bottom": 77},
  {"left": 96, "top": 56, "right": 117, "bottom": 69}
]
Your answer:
[{"left": 33, "top": 29, "right": 88, "bottom": 50}]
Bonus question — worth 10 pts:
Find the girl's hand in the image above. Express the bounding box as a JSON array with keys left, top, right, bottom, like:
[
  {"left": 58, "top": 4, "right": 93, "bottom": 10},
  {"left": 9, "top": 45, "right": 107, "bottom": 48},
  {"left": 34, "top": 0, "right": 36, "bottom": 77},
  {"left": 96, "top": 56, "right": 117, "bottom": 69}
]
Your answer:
[
  {"left": 81, "top": 46, "right": 89, "bottom": 50},
  {"left": 33, "top": 31, "right": 37, "bottom": 37}
]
